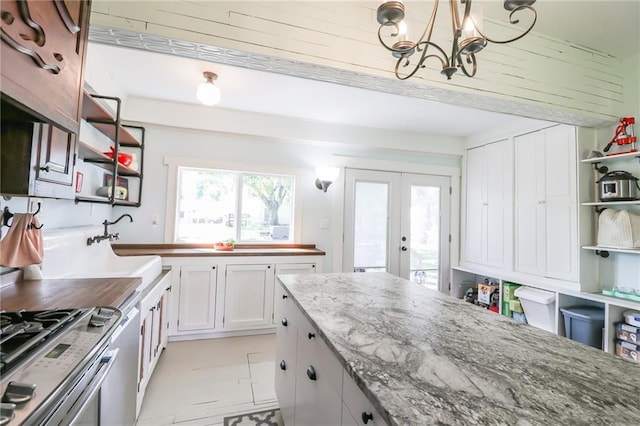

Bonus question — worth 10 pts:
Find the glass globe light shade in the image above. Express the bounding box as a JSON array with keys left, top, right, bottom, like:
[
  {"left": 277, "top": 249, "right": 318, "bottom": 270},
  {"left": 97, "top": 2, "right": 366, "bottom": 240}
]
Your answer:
[{"left": 196, "top": 72, "right": 221, "bottom": 106}]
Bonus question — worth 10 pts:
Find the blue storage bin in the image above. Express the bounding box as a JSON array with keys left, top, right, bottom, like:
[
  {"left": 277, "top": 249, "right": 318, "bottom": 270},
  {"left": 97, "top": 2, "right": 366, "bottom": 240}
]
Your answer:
[{"left": 560, "top": 306, "right": 605, "bottom": 349}]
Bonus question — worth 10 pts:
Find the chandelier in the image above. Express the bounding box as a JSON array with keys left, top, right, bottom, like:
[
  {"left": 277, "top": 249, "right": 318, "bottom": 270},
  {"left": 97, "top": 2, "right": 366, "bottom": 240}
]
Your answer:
[{"left": 376, "top": 0, "right": 537, "bottom": 80}]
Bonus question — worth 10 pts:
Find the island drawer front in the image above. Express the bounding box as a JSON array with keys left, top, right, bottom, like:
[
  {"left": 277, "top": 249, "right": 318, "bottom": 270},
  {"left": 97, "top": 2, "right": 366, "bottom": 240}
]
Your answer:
[
  {"left": 295, "top": 313, "right": 343, "bottom": 395},
  {"left": 274, "top": 282, "right": 293, "bottom": 321},
  {"left": 342, "top": 373, "right": 387, "bottom": 426}
]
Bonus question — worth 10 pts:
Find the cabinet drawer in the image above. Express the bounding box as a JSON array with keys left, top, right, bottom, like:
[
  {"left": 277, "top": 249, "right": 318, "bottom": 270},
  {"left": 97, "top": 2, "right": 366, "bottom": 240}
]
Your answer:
[
  {"left": 274, "top": 281, "right": 294, "bottom": 322},
  {"left": 342, "top": 372, "right": 387, "bottom": 426},
  {"left": 296, "top": 313, "right": 343, "bottom": 395}
]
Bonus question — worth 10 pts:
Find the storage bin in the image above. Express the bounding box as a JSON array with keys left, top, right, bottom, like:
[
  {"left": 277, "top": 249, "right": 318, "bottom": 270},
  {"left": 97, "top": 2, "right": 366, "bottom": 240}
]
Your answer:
[
  {"left": 615, "top": 321, "right": 639, "bottom": 343},
  {"left": 615, "top": 339, "right": 639, "bottom": 364},
  {"left": 513, "top": 287, "right": 556, "bottom": 333},
  {"left": 452, "top": 281, "right": 475, "bottom": 299},
  {"left": 560, "top": 306, "right": 605, "bottom": 349},
  {"left": 502, "top": 282, "right": 520, "bottom": 302}
]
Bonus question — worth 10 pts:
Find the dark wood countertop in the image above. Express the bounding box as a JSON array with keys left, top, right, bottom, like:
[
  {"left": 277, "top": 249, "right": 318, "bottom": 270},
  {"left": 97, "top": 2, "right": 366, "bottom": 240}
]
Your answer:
[
  {"left": 0, "top": 277, "right": 142, "bottom": 311},
  {"left": 112, "top": 243, "right": 326, "bottom": 258}
]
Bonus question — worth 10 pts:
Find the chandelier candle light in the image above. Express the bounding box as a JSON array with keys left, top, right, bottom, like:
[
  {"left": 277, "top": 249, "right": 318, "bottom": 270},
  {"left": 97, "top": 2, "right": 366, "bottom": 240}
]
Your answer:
[{"left": 376, "top": 0, "right": 537, "bottom": 80}]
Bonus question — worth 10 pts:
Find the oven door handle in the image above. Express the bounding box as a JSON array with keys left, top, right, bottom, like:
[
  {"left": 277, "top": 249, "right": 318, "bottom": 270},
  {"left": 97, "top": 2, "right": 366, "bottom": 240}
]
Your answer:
[{"left": 67, "top": 348, "right": 120, "bottom": 425}]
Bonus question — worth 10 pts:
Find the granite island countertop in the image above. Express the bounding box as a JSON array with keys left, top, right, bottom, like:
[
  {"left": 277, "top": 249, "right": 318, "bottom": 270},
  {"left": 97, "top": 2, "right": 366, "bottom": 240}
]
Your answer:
[{"left": 278, "top": 272, "right": 640, "bottom": 425}]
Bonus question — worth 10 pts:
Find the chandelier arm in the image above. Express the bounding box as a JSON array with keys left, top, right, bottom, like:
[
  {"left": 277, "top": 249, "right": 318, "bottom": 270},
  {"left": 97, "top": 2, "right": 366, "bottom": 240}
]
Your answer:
[
  {"left": 414, "top": 0, "right": 440, "bottom": 46},
  {"left": 377, "top": 23, "right": 403, "bottom": 53},
  {"left": 457, "top": 52, "right": 478, "bottom": 78},
  {"left": 475, "top": 6, "right": 537, "bottom": 45},
  {"left": 394, "top": 40, "right": 450, "bottom": 80}
]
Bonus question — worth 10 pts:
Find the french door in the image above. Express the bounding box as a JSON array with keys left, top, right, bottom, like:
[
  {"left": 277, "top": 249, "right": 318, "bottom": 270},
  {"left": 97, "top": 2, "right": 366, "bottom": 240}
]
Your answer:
[{"left": 343, "top": 169, "right": 450, "bottom": 292}]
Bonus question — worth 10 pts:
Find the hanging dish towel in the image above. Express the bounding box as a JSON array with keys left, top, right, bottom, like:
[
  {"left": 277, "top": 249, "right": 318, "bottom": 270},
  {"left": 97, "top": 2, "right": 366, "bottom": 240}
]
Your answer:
[{"left": 0, "top": 213, "right": 44, "bottom": 267}]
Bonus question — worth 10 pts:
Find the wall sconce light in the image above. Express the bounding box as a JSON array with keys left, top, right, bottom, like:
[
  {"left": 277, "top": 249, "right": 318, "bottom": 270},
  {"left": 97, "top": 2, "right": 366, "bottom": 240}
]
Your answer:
[
  {"left": 315, "top": 167, "right": 340, "bottom": 193},
  {"left": 196, "top": 71, "right": 221, "bottom": 106}
]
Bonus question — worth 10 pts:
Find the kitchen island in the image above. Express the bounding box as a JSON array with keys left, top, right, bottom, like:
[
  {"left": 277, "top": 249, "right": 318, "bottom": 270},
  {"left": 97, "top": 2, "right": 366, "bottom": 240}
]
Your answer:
[{"left": 276, "top": 272, "right": 640, "bottom": 425}]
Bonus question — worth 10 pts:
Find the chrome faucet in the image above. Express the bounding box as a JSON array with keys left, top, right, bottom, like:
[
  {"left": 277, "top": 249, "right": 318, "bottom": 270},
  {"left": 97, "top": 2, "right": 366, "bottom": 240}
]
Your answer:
[{"left": 87, "top": 214, "right": 134, "bottom": 246}]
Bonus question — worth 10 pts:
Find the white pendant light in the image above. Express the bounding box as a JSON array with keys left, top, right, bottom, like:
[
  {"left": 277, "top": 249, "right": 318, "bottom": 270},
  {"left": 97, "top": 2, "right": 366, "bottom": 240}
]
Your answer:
[{"left": 196, "top": 71, "right": 221, "bottom": 106}]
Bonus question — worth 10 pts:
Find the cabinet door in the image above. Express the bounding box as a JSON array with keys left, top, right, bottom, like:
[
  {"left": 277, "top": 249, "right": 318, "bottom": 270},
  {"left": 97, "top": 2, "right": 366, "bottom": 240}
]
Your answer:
[
  {"left": 274, "top": 263, "right": 316, "bottom": 325},
  {"left": 178, "top": 265, "right": 217, "bottom": 332},
  {"left": 485, "top": 140, "right": 513, "bottom": 269},
  {"left": 223, "top": 264, "right": 274, "bottom": 329},
  {"left": 274, "top": 285, "right": 297, "bottom": 426},
  {"left": 514, "top": 131, "right": 546, "bottom": 275},
  {"left": 342, "top": 373, "right": 386, "bottom": 426},
  {"left": 294, "top": 326, "right": 343, "bottom": 426},
  {"left": 1, "top": 0, "right": 91, "bottom": 133},
  {"left": 138, "top": 307, "right": 154, "bottom": 394},
  {"left": 159, "top": 286, "right": 171, "bottom": 350},
  {"left": 543, "top": 125, "right": 577, "bottom": 281},
  {"left": 34, "top": 123, "right": 77, "bottom": 189},
  {"left": 464, "top": 146, "right": 486, "bottom": 264},
  {"left": 0, "top": 121, "right": 76, "bottom": 199}
]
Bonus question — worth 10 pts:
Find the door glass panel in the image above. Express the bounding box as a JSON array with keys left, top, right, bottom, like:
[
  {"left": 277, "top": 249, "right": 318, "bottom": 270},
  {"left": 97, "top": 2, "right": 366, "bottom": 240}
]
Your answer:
[
  {"left": 409, "top": 185, "right": 440, "bottom": 289},
  {"left": 353, "top": 181, "right": 388, "bottom": 272}
]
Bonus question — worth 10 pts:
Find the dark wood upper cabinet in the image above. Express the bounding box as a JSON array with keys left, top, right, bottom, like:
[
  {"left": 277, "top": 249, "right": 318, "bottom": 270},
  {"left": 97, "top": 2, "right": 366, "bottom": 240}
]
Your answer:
[
  {"left": 1, "top": 0, "right": 92, "bottom": 133},
  {"left": 1, "top": 120, "right": 77, "bottom": 199}
]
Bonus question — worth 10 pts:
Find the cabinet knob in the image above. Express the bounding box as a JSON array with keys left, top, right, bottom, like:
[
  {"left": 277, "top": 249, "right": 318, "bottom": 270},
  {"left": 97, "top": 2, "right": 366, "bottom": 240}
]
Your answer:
[
  {"left": 361, "top": 412, "right": 374, "bottom": 424},
  {"left": 282, "top": 294, "right": 288, "bottom": 299},
  {"left": 281, "top": 317, "right": 288, "bottom": 327},
  {"left": 279, "top": 360, "right": 286, "bottom": 371},
  {"left": 306, "top": 366, "right": 317, "bottom": 381},
  {"left": 401, "top": 246, "right": 407, "bottom": 251},
  {"left": 308, "top": 332, "right": 315, "bottom": 339}
]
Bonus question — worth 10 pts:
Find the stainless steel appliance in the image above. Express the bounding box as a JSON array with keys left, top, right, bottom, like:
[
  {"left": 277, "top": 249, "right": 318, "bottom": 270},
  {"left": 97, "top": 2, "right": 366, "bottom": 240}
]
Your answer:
[
  {"left": 100, "top": 292, "right": 140, "bottom": 426},
  {"left": 597, "top": 170, "right": 640, "bottom": 201},
  {"left": 0, "top": 307, "right": 122, "bottom": 425}
]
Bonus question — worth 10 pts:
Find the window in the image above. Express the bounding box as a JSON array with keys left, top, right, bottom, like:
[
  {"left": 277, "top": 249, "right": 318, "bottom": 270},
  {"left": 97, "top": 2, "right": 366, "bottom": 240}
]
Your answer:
[{"left": 175, "top": 167, "right": 295, "bottom": 243}]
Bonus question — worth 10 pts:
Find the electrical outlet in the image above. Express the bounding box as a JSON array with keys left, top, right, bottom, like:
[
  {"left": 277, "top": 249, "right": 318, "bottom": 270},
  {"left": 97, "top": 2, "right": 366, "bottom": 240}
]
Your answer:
[
  {"left": 319, "top": 219, "right": 329, "bottom": 229},
  {"left": 152, "top": 214, "right": 159, "bottom": 225}
]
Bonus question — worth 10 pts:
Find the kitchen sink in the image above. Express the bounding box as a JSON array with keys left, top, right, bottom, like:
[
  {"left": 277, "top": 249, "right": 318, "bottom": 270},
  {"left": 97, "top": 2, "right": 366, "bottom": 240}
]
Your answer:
[{"left": 41, "top": 226, "right": 161, "bottom": 291}]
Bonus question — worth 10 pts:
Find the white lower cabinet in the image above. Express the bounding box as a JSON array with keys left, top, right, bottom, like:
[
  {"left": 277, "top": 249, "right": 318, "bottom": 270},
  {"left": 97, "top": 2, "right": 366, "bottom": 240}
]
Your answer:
[
  {"left": 137, "top": 270, "right": 172, "bottom": 416},
  {"left": 342, "top": 373, "right": 386, "bottom": 426},
  {"left": 224, "top": 264, "right": 274, "bottom": 329},
  {"left": 166, "top": 256, "right": 321, "bottom": 339},
  {"left": 274, "top": 289, "right": 297, "bottom": 426},
  {"left": 177, "top": 265, "right": 218, "bottom": 332},
  {"left": 275, "top": 282, "right": 389, "bottom": 426}
]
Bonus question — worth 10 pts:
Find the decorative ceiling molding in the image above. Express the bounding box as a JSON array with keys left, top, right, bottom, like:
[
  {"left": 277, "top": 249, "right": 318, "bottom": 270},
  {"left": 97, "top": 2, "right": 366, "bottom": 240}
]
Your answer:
[{"left": 89, "top": 25, "right": 613, "bottom": 128}]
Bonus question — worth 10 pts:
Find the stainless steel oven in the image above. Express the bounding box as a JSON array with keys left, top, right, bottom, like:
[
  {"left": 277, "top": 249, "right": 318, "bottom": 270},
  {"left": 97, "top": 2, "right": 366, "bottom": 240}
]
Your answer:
[{"left": 0, "top": 307, "right": 122, "bottom": 425}]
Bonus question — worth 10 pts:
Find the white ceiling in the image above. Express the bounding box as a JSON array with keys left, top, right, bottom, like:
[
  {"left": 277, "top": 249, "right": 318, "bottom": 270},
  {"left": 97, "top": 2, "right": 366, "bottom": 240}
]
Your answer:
[{"left": 87, "top": 1, "right": 639, "bottom": 138}]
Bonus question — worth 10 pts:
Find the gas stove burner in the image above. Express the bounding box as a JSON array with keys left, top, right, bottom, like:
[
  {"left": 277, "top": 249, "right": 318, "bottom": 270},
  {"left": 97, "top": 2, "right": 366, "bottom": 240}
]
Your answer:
[{"left": 0, "top": 309, "right": 88, "bottom": 376}]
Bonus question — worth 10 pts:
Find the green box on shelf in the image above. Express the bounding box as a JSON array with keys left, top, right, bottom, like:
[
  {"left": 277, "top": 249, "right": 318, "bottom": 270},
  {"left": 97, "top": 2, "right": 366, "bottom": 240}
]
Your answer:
[{"left": 502, "top": 282, "right": 521, "bottom": 302}]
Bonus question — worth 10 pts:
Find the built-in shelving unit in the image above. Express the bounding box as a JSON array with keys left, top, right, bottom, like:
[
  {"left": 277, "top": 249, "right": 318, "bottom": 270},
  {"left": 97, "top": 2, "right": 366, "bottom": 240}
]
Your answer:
[
  {"left": 76, "top": 91, "right": 144, "bottom": 207},
  {"left": 579, "top": 146, "right": 639, "bottom": 259}
]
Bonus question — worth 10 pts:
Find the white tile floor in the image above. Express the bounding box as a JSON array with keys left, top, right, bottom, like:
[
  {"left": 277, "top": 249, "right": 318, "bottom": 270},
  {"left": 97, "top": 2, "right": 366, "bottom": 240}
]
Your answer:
[{"left": 136, "top": 333, "right": 278, "bottom": 425}]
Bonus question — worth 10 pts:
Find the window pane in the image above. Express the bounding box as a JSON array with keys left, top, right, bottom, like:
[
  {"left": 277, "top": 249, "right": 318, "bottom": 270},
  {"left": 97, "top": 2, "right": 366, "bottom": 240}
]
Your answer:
[
  {"left": 353, "top": 181, "right": 388, "bottom": 272},
  {"left": 177, "top": 168, "right": 237, "bottom": 242},
  {"left": 409, "top": 185, "right": 440, "bottom": 289},
  {"left": 240, "top": 174, "right": 293, "bottom": 241}
]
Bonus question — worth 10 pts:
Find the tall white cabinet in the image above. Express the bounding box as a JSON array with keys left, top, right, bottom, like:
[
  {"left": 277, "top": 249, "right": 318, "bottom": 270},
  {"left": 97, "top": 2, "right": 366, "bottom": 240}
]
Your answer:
[
  {"left": 464, "top": 138, "right": 513, "bottom": 269},
  {"left": 514, "top": 125, "right": 577, "bottom": 281}
]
